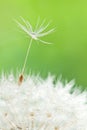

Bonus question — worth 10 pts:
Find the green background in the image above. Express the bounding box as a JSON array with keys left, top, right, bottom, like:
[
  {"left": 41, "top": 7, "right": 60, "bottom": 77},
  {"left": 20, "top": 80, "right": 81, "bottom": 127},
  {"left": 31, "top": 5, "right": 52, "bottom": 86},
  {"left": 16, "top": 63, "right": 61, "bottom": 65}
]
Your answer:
[{"left": 0, "top": 0, "right": 87, "bottom": 88}]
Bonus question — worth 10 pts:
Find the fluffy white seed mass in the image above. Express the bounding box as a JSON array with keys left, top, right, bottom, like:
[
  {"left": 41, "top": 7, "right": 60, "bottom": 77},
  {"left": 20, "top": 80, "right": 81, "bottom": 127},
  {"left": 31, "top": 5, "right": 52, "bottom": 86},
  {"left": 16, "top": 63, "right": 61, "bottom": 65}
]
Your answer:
[{"left": 0, "top": 74, "right": 87, "bottom": 130}]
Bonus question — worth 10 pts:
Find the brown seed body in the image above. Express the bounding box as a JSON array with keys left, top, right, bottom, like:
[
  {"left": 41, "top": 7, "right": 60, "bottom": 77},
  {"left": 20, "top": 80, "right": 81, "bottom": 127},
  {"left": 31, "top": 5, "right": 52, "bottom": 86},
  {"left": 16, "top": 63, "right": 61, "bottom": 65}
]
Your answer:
[{"left": 18, "top": 74, "right": 24, "bottom": 85}]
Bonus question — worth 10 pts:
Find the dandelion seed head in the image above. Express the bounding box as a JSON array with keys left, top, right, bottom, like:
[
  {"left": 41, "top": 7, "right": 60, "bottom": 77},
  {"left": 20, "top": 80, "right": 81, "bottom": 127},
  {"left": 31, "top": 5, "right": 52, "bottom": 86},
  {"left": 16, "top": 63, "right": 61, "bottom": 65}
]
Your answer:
[{"left": 0, "top": 74, "right": 87, "bottom": 130}]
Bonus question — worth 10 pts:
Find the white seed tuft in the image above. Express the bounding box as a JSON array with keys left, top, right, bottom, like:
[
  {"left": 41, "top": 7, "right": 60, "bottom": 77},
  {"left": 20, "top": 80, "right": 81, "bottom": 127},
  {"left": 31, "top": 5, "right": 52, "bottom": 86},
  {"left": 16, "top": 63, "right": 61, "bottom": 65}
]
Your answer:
[{"left": 0, "top": 74, "right": 87, "bottom": 129}]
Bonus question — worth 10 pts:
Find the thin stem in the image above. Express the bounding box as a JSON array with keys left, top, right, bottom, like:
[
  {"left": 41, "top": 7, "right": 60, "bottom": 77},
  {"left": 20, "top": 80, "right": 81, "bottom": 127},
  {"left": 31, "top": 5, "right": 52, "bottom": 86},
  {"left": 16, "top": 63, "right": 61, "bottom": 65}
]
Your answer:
[{"left": 22, "top": 38, "right": 33, "bottom": 74}]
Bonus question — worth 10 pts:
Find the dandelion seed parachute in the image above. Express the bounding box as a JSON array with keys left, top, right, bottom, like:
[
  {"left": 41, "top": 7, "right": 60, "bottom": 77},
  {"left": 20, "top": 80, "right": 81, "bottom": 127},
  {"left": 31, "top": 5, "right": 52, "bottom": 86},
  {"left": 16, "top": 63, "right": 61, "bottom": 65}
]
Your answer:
[
  {"left": 0, "top": 74, "right": 87, "bottom": 130},
  {"left": 15, "top": 17, "right": 55, "bottom": 83}
]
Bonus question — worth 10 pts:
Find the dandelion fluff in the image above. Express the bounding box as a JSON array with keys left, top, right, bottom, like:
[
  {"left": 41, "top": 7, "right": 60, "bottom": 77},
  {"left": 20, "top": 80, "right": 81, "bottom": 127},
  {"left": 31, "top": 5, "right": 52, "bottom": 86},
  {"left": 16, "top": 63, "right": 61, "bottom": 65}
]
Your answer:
[{"left": 0, "top": 74, "right": 87, "bottom": 130}]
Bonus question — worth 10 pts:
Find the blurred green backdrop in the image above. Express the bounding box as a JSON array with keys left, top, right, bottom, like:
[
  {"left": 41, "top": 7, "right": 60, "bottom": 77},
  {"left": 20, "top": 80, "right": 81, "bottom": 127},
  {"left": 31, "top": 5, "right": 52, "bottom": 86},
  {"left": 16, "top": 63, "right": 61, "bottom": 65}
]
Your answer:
[{"left": 0, "top": 0, "right": 87, "bottom": 88}]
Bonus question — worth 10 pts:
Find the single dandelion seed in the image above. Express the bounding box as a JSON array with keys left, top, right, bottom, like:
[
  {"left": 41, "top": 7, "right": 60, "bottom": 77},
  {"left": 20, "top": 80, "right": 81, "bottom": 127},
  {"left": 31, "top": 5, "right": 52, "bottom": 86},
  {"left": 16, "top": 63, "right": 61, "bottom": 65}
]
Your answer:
[{"left": 15, "top": 17, "right": 55, "bottom": 85}]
